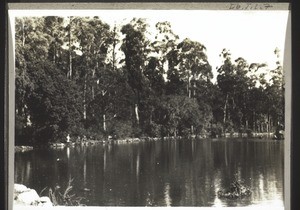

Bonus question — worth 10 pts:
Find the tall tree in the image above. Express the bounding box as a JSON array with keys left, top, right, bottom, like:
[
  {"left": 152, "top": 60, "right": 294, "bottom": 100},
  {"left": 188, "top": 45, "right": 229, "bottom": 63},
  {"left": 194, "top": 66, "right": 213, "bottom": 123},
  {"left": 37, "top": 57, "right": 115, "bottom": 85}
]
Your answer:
[
  {"left": 73, "top": 17, "right": 112, "bottom": 122},
  {"left": 176, "top": 38, "right": 212, "bottom": 98},
  {"left": 15, "top": 17, "right": 52, "bottom": 144},
  {"left": 26, "top": 60, "right": 82, "bottom": 143},
  {"left": 121, "top": 18, "right": 150, "bottom": 129},
  {"left": 43, "top": 16, "right": 65, "bottom": 65}
]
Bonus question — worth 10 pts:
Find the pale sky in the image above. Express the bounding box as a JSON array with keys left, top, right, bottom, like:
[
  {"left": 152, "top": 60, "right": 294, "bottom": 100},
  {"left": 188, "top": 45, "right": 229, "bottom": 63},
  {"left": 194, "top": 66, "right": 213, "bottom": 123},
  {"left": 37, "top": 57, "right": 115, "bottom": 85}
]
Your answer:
[
  {"left": 10, "top": 9, "right": 289, "bottom": 81},
  {"left": 96, "top": 10, "right": 289, "bottom": 78}
]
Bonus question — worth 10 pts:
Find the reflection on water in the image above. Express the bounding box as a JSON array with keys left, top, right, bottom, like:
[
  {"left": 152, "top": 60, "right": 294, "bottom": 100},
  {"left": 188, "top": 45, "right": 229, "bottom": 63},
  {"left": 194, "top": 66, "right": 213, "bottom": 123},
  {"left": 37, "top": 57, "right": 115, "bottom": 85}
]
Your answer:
[
  {"left": 66, "top": 147, "right": 70, "bottom": 160},
  {"left": 164, "top": 182, "right": 172, "bottom": 206},
  {"left": 14, "top": 138, "right": 284, "bottom": 207}
]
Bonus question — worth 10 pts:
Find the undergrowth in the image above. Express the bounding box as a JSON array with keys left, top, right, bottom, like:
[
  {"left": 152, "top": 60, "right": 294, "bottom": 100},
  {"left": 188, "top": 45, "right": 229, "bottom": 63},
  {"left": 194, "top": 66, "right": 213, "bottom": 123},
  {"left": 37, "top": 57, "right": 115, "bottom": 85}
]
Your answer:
[{"left": 40, "top": 177, "right": 85, "bottom": 206}]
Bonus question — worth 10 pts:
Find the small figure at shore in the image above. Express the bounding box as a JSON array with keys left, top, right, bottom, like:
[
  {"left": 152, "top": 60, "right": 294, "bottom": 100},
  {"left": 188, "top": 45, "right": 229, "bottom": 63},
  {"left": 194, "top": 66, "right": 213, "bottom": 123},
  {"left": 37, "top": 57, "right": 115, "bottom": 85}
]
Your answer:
[
  {"left": 66, "top": 134, "right": 71, "bottom": 143},
  {"left": 83, "top": 135, "right": 87, "bottom": 142},
  {"left": 273, "top": 123, "right": 284, "bottom": 140},
  {"left": 76, "top": 136, "right": 81, "bottom": 144}
]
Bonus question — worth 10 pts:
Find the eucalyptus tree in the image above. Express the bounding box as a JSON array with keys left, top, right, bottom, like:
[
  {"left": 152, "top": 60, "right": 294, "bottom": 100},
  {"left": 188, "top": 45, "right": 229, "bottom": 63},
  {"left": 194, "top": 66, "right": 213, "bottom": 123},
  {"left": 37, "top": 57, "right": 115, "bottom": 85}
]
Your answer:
[
  {"left": 106, "top": 23, "right": 121, "bottom": 72},
  {"left": 73, "top": 17, "right": 113, "bottom": 125},
  {"left": 176, "top": 38, "right": 212, "bottom": 98},
  {"left": 217, "top": 50, "right": 249, "bottom": 132},
  {"left": 120, "top": 18, "right": 151, "bottom": 130},
  {"left": 26, "top": 60, "right": 82, "bottom": 143},
  {"left": 15, "top": 17, "right": 33, "bottom": 122},
  {"left": 230, "top": 57, "right": 250, "bottom": 130},
  {"left": 272, "top": 47, "right": 284, "bottom": 125},
  {"left": 15, "top": 17, "right": 33, "bottom": 143},
  {"left": 174, "top": 38, "right": 213, "bottom": 135},
  {"left": 156, "top": 95, "right": 206, "bottom": 137},
  {"left": 64, "top": 16, "right": 84, "bottom": 80},
  {"left": 216, "top": 49, "right": 237, "bottom": 132},
  {"left": 165, "top": 47, "right": 185, "bottom": 96},
  {"left": 43, "top": 16, "right": 65, "bottom": 65},
  {"left": 216, "top": 47, "right": 285, "bottom": 134},
  {"left": 150, "top": 21, "right": 179, "bottom": 81},
  {"left": 15, "top": 17, "right": 82, "bottom": 144},
  {"left": 136, "top": 21, "right": 179, "bottom": 136},
  {"left": 144, "top": 21, "right": 179, "bottom": 95},
  {"left": 263, "top": 48, "right": 284, "bottom": 131},
  {"left": 233, "top": 57, "right": 269, "bottom": 132},
  {"left": 15, "top": 17, "right": 52, "bottom": 143}
]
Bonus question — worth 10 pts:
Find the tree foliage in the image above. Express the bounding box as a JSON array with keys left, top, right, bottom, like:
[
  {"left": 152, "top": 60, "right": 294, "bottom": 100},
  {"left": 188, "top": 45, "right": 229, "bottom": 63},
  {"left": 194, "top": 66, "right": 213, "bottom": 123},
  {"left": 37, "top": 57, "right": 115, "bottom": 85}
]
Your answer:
[{"left": 14, "top": 17, "right": 285, "bottom": 145}]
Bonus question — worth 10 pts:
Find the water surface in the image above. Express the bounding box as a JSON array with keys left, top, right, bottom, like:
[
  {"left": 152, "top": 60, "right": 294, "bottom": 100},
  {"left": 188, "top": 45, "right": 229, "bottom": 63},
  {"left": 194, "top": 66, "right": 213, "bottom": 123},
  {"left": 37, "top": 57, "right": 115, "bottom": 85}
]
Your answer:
[{"left": 15, "top": 138, "right": 284, "bottom": 207}]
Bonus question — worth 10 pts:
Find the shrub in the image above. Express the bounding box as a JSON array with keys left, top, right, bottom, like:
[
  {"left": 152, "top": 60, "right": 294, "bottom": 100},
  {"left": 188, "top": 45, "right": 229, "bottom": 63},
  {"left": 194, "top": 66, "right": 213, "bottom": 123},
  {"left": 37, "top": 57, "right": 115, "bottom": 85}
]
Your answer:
[
  {"left": 217, "top": 179, "right": 251, "bottom": 199},
  {"left": 246, "top": 129, "right": 253, "bottom": 138},
  {"left": 109, "top": 120, "right": 133, "bottom": 139},
  {"left": 144, "top": 122, "right": 161, "bottom": 137},
  {"left": 40, "top": 178, "right": 85, "bottom": 206},
  {"left": 210, "top": 123, "right": 223, "bottom": 138}
]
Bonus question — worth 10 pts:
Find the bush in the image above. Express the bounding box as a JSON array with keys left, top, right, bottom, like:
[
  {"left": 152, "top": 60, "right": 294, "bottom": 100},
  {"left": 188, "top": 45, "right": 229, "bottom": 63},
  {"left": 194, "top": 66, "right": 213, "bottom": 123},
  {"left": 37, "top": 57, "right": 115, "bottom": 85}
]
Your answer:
[
  {"left": 144, "top": 122, "right": 161, "bottom": 137},
  {"left": 180, "top": 127, "right": 191, "bottom": 137},
  {"left": 246, "top": 129, "right": 253, "bottom": 138},
  {"left": 40, "top": 178, "right": 85, "bottom": 206},
  {"left": 224, "top": 121, "right": 234, "bottom": 133},
  {"left": 109, "top": 120, "right": 133, "bottom": 139},
  {"left": 217, "top": 180, "right": 251, "bottom": 199},
  {"left": 210, "top": 123, "right": 223, "bottom": 138}
]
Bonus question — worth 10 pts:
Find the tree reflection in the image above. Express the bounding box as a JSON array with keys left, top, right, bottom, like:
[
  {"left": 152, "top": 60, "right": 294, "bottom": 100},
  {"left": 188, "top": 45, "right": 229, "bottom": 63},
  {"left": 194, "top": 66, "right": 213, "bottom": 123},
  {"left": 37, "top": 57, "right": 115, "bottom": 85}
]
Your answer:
[{"left": 15, "top": 139, "right": 284, "bottom": 206}]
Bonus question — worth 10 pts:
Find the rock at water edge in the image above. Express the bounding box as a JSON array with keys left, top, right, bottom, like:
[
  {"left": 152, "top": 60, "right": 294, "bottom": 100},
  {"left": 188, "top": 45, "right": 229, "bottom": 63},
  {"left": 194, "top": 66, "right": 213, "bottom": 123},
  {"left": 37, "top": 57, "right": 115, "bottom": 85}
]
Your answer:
[
  {"left": 39, "top": 196, "right": 53, "bottom": 207},
  {"left": 14, "top": 184, "right": 28, "bottom": 194},
  {"left": 16, "top": 189, "right": 40, "bottom": 205}
]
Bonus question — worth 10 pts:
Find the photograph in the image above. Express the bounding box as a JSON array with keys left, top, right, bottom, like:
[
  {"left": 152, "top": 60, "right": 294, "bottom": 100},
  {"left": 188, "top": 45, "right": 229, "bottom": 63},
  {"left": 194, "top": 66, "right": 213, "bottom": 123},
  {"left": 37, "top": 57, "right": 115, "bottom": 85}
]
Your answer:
[{"left": 8, "top": 3, "right": 290, "bottom": 209}]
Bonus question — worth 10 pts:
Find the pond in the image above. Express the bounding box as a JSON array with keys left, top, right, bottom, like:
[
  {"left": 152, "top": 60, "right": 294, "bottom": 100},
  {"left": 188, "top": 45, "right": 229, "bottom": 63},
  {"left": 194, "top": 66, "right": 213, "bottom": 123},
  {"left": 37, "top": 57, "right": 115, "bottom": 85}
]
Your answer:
[{"left": 14, "top": 138, "right": 284, "bottom": 207}]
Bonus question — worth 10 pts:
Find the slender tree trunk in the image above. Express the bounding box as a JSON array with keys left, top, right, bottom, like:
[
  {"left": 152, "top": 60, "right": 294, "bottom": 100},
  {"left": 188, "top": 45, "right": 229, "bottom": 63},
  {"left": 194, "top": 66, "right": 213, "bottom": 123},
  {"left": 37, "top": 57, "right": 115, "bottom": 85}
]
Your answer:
[
  {"left": 253, "top": 110, "right": 255, "bottom": 132},
  {"left": 224, "top": 140, "right": 228, "bottom": 166},
  {"left": 102, "top": 90, "right": 107, "bottom": 132},
  {"left": 134, "top": 91, "right": 140, "bottom": 125},
  {"left": 21, "top": 19, "right": 26, "bottom": 81},
  {"left": 103, "top": 114, "right": 106, "bottom": 132},
  {"left": 103, "top": 149, "right": 107, "bottom": 173},
  {"left": 53, "top": 44, "right": 56, "bottom": 64},
  {"left": 21, "top": 19, "right": 25, "bottom": 47},
  {"left": 150, "top": 109, "right": 153, "bottom": 123},
  {"left": 68, "top": 17, "right": 72, "bottom": 79},
  {"left": 223, "top": 93, "right": 228, "bottom": 124},
  {"left": 260, "top": 123, "right": 262, "bottom": 133},
  {"left": 193, "top": 79, "right": 196, "bottom": 98},
  {"left": 20, "top": 18, "right": 26, "bottom": 119},
  {"left": 92, "top": 69, "right": 95, "bottom": 100},
  {"left": 191, "top": 78, "right": 196, "bottom": 135},
  {"left": 188, "top": 75, "right": 191, "bottom": 98},
  {"left": 83, "top": 158, "right": 87, "bottom": 185},
  {"left": 83, "top": 74, "right": 87, "bottom": 120},
  {"left": 112, "top": 24, "right": 117, "bottom": 71},
  {"left": 267, "top": 113, "right": 269, "bottom": 134},
  {"left": 135, "top": 104, "right": 139, "bottom": 125}
]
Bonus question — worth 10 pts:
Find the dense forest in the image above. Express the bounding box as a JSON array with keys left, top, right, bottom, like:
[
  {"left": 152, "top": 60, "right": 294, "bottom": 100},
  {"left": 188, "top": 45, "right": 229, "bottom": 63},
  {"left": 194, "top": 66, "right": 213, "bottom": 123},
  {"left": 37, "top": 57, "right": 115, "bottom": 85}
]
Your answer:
[{"left": 15, "top": 16, "right": 284, "bottom": 145}]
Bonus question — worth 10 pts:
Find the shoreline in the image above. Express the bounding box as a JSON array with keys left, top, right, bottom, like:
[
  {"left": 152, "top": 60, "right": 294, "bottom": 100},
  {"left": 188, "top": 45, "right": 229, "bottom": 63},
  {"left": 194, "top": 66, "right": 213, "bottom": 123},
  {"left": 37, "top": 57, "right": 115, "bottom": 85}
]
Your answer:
[{"left": 14, "top": 132, "right": 282, "bottom": 152}]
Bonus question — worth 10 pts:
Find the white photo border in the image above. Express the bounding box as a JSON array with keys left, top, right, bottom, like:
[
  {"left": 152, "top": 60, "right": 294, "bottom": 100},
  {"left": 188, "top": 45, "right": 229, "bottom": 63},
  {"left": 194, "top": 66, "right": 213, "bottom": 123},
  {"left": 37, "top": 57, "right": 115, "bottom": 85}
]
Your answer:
[{"left": 7, "top": 3, "right": 291, "bottom": 210}]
